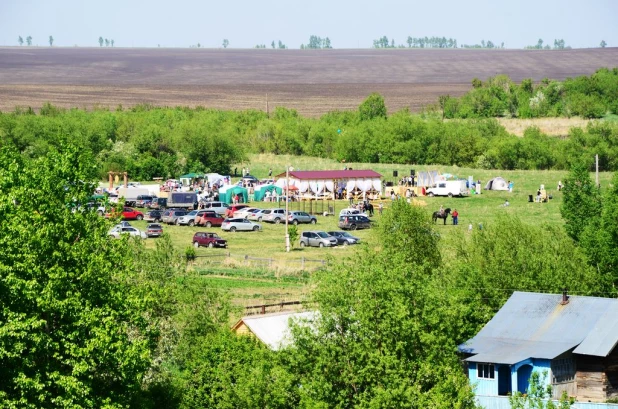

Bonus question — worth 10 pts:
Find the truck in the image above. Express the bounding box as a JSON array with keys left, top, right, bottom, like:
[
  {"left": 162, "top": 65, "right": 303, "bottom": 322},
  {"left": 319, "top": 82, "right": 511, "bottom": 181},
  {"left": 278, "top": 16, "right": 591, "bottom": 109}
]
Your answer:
[
  {"left": 117, "top": 187, "right": 151, "bottom": 207},
  {"left": 425, "top": 180, "right": 469, "bottom": 197},
  {"left": 167, "top": 192, "right": 198, "bottom": 210}
]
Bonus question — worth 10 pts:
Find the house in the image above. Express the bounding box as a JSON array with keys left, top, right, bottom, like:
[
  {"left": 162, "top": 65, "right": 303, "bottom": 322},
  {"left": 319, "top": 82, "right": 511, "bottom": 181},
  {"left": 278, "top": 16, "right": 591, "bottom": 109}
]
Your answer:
[
  {"left": 459, "top": 291, "right": 618, "bottom": 402},
  {"left": 232, "top": 311, "right": 317, "bottom": 350}
]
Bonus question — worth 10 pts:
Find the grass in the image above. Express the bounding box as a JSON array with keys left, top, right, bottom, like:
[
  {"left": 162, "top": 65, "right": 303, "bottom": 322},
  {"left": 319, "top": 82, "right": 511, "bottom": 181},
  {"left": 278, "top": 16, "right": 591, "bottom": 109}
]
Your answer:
[
  {"left": 496, "top": 117, "right": 589, "bottom": 137},
  {"left": 125, "top": 153, "right": 614, "bottom": 308}
]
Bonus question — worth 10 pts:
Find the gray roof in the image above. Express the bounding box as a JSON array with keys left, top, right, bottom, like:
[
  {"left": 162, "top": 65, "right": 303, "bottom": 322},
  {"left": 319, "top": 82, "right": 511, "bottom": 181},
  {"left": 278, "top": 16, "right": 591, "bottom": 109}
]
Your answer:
[
  {"left": 459, "top": 292, "right": 618, "bottom": 364},
  {"left": 235, "top": 311, "right": 317, "bottom": 351}
]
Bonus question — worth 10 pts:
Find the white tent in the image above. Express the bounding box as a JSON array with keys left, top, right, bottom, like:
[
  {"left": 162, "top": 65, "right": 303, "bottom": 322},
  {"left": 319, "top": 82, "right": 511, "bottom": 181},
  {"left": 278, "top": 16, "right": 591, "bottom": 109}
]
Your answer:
[{"left": 485, "top": 177, "right": 509, "bottom": 191}]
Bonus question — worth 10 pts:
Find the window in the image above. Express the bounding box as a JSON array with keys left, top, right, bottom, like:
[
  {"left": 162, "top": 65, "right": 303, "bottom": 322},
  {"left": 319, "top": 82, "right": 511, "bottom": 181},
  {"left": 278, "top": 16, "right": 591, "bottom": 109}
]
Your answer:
[{"left": 477, "top": 363, "right": 495, "bottom": 379}]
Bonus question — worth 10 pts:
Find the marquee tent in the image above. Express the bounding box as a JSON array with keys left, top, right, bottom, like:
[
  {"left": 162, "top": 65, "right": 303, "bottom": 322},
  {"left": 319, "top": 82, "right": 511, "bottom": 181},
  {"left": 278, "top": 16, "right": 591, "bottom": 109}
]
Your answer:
[
  {"left": 219, "top": 186, "right": 248, "bottom": 204},
  {"left": 485, "top": 177, "right": 509, "bottom": 191},
  {"left": 274, "top": 170, "right": 382, "bottom": 196},
  {"left": 254, "top": 184, "right": 283, "bottom": 201}
]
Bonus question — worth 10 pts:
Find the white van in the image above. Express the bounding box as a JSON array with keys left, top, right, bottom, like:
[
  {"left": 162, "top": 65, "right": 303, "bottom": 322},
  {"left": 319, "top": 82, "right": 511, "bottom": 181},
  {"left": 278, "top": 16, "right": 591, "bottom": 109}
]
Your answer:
[{"left": 426, "top": 180, "right": 469, "bottom": 197}]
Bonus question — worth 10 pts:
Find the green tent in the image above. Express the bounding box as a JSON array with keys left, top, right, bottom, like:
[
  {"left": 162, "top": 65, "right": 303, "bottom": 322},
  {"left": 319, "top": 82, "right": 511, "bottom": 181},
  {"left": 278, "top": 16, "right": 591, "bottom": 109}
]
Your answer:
[
  {"left": 221, "top": 186, "right": 248, "bottom": 204},
  {"left": 254, "top": 185, "right": 282, "bottom": 201}
]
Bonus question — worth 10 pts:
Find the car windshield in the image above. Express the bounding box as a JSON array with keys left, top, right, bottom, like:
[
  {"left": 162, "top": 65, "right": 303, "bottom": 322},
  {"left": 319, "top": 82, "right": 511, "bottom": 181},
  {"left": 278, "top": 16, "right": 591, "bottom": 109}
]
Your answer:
[
  {"left": 341, "top": 232, "right": 354, "bottom": 238},
  {"left": 187, "top": 211, "right": 198, "bottom": 216},
  {"left": 317, "top": 232, "right": 330, "bottom": 238},
  {"left": 149, "top": 224, "right": 161, "bottom": 228}
]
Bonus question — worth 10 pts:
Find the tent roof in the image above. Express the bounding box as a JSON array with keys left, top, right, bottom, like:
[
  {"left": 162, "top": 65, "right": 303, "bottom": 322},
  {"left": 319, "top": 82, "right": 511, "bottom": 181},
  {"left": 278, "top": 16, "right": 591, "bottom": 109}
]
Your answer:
[
  {"left": 275, "top": 170, "right": 381, "bottom": 180},
  {"left": 459, "top": 292, "right": 618, "bottom": 364},
  {"left": 180, "top": 173, "right": 202, "bottom": 179},
  {"left": 232, "top": 311, "right": 318, "bottom": 350}
]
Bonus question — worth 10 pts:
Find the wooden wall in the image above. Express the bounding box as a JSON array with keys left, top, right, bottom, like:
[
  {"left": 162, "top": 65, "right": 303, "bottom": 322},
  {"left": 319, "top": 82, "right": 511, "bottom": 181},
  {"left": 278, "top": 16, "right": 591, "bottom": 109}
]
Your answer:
[{"left": 577, "top": 356, "right": 609, "bottom": 402}]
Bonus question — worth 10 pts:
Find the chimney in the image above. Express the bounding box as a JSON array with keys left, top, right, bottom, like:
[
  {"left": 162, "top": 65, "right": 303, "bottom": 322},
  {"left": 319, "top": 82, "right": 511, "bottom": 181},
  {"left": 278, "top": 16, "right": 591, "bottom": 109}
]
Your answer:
[{"left": 560, "top": 288, "right": 569, "bottom": 305}]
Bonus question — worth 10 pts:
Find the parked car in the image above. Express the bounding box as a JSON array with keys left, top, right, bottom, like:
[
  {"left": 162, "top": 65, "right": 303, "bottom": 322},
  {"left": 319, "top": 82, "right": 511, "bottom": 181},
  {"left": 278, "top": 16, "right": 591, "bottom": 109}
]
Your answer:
[
  {"left": 144, "top": 210, "right": 163, "bottom": 222},
  {"left": 299, "top": 231, "right": 338, "bottom": 248},
  {"left": 146, "top": 223, "right": 164, "bottom": 238},
  {"left": 226, "top": 204, "right": 250, "bottom": 218},
  {"left": 177, "top": 210, "right": 204, "bottom": 226},
  {"left": 262, "top": 208, "right": 287, "bottom": 224},
  {"left": 288, "top": 211, "right": 317, "bottom": 225},
  {"left": 241, "top": 175, "right": 259, "bottom": 184},
  {"left": 221, "top": 218, "right": 262, "bottom": 232},
  {"left": 327, "top": 231, "right": 361, "bottom": 246},
  {"left": 192, "top": 232, "right": 228, "bottom": 248},
  {"left": 426, "top": 180, "right": 469, "bottom": 197},
  {"left": 201, "top": 201, "right": 229, "bottom": 216},
  {"left": 136, "top": 195, "right": 156, "bottom": 208},
  {"left": 233, "top": 207, "right": 260, "bottom": 218},
  {"left": 339, "top": 208, "right": 368, "bottom": 217},
  {"left": 105, "top": 207, "right": 144, "bottom": 220},
  {"left": 338, "top": 215, "right": 371, "bottom": 230},
  {"left": 196, "top": 210, "right": 225, "bottom": 228},
  {"left": 108, "top": 226, "right": 147, "bottom": 239},
  {"left": 161, "top": 209, "right": 188, "bottom": 225},
  {"left": 247, "top": 209, "right": 267, "bottom": 222},
  {"left": 148, "top": 197, "right": 167, "bottom": 210}
]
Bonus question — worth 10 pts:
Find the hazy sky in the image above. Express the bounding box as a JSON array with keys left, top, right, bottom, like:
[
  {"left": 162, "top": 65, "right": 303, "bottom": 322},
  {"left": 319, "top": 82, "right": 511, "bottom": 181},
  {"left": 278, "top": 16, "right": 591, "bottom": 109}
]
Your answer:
[{"left": 1, "top": 0, "right": 617, "bottom": 49}]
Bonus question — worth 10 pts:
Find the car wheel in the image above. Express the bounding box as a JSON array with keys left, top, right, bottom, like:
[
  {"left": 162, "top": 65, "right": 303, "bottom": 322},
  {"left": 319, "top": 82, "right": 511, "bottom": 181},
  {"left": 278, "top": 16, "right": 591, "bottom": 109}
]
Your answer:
[
  {"left": 428, "top": 192, "right": 435, "bottom": 197},
  {"left": 293, "top": 219, "right": 298, "bottom": 226},
  {"left": 230, "top": 226, "right": 237, "bottom": 232},
  {"left": 310, "top": 219, "right": 317, "bottom": 224},
  {"left": 208, "top": 242, "right": 214, "bottom": 248},
  {"left": 350, "top": 224, "right": 357, "bottom": 231},
  {"left": 189, "top": 220, "right": 194, "bottom": 227},
  {"left": 175, "top": 219, "right": 179, "bottom": 225},
  {"left": 136, "top": 215, "right": 143, "bottom": 221},
  {"left": 300, "top": 241, "right": 306, "bottom": 248},
  {"left": 343, "top": 241, "right": 349, "bottom": 247},
  {"left": 319, "top": 242, "right": 324, "bottom": 248},
  {"left": 448, "top": 193, "right": 453, "bottom": 198},
  {"left": 206, "top": 221, "right": 212, "bottom": 228},
  {"left": 98, "top": 210, "right": 104, "bottom": 216},
  {"left": 274, "top": 218, "right": 281, "bottom": 224},
  {"left": 258, "top": 217, "right": 262, "bottom": 222},
  {"left": 253, "top": 225, "right": 260, "bottom": 231},
  {"left": 193, "top": 241, "right": 199, "bottom": 248}
]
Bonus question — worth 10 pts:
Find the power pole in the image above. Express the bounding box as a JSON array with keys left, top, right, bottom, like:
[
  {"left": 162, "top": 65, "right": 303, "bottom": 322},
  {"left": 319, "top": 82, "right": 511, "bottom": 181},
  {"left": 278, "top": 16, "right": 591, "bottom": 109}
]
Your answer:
[
  {"left": 285, "top": 166, "right": 290, "bottom": 252},
  {"left": 266, "top": 93, "right": 270, "bottom": 118},
  {"left": 595, "top": 154, "right": 599, "bottom": 187}
]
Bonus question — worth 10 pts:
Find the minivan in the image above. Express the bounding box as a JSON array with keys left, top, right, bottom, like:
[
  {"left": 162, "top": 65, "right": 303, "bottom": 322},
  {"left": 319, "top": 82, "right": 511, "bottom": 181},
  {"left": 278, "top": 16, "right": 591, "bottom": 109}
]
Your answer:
[
  {"left": 201, "top": 201, "right": 229, "bottom": 216},
  {"left": 299, "top": 231, "right": 338, "bottom": 248},
  {"left": 161, "top": 209, "right": 188, "bottom": 225}
]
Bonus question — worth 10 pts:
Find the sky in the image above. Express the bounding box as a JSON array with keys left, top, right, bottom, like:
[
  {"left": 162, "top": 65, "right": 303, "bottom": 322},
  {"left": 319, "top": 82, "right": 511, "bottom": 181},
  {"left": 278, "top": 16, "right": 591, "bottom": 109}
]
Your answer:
[{"left": 0, "top": 0, "right": 617, "bottom": 49}]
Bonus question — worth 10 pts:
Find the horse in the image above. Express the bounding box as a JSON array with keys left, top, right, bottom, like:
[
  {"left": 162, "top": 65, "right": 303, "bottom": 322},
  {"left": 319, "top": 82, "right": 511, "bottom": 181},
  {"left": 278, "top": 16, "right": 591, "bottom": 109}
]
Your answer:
[
  {"left": 364, "top": 202, "right": 374, "bottom": 216},
  {"left": 432, "top": 208, "right": 451, "bottom": 225}
]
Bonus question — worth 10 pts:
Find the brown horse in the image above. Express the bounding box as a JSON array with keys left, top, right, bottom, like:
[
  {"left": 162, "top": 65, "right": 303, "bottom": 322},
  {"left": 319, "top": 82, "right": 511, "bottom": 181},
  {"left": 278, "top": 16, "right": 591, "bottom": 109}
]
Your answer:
[{"left": 432, "top": 208, "right": 451, "bottom": 224}]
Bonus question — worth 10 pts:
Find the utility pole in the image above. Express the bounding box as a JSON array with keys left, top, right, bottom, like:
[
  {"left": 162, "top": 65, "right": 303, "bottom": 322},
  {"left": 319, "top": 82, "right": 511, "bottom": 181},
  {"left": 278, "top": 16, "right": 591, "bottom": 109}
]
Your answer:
[
  {"left": 595, "top": 154, "right": 599, "bottom": 187},
  {"left": 266, "top": 93, "right": 270, "bottom": 118},
  {"left": 285, "top": 166, "right": 290, "bottom": 252}
]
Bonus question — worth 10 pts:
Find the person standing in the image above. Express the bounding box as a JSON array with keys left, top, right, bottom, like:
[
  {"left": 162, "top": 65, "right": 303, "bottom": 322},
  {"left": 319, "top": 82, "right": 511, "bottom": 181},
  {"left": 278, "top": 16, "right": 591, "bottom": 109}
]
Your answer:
[
  {"left": 508, "top": 180, "right": 514, "bottom": 193},
  {"left": 378, "top": 202, "right": 384, "bottom": 216},
  {"left": 452, "top": 209, "right": 459, "bottom": 225},
  {"left": 268, "top": 168, "right": 272, "bottom": 177}
]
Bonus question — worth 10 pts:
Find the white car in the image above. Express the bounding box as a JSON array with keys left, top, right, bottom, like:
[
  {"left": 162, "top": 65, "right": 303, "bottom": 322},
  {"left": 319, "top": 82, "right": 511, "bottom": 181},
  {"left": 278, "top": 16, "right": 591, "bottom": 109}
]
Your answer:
[
  {"left": 108, "top": 226, "right": 147, "bottom": 239},
  {"left": 339, "top": 208, "right": 368, "bottom": 217},
  {"left": 262, "top": 208, "right": 287, "bottom": 224},
  {"left": 233, "top": 207, "right": 260, "bottom": 218},
  {"left": 221, "top": 218, "right": 262, "bottom": 232},
  {"left": 247, "top": 209, "right": 267, "bottom": 222}
]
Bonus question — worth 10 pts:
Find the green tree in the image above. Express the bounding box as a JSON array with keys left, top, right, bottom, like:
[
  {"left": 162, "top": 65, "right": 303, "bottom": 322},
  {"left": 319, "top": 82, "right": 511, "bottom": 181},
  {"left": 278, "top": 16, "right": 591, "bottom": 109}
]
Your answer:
[
  {"left": 111, "top": 39, "right": 115, "bottom": 47},
  {"left": 48, "top": 35, "right": 53, "bottom": 46},
  {"left": 509, "top": 371, "right": 574, "bottom": 409},
  {"left": 287, "top": 225, "right": 298, "bottom": 249},
  {"left": 358, "top": 92, "right": 387, "bottom": 120},
  {"left": 18, "top": 35, "right": 23, "bottom": 46},
  {"left": 600, "top": 40, "right": 607, "bottom": 48},
  {"left": 98, "top": 36, "right": 103, "bottom": 47},
  {"left": 26, "top": 35, "right": 32, "bottom": 46},
  {"left": 271, "top": 40, "right": 275, "bottom": 49},
  {"left": 0, "top": 144, "right": 152, "bottom": 408},
  {"left": 105, "top": 38, "right": 110, "bottom": 47},
  {"left": 560, "top": 161, "right": 600, "bottom": 241},
  {"left": 223, "top": 39, "right": 229, "bottom": 48}
]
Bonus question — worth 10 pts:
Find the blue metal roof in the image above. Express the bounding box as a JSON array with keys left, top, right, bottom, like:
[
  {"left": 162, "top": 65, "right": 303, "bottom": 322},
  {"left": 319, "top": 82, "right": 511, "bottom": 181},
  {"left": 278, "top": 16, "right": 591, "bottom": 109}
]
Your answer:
[{"left": 459, "top": 292, "right": 618, "bottom": 364}]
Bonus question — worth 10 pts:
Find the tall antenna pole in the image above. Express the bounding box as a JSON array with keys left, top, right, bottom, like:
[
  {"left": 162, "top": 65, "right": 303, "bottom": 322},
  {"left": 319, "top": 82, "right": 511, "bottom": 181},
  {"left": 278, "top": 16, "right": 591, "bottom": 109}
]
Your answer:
[
  {"left": 595, "top": 154, "right": 599, "bottom": 187},
  {"left": 285, "top": 165, "right": 290, "bottom": 252}
]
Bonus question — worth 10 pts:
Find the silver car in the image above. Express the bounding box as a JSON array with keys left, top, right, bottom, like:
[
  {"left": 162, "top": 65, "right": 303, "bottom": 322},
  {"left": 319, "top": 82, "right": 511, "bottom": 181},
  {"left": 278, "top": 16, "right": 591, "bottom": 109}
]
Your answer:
[
  {"left": 221, "top": 218, "right": 262, "bottom": 232},
  {"left": 287, "top": 211, "right": 317, "bottom": 225},
  {"left": 247, "top": 209, "right": 267, "bottom": 222},
  {"left": 299, "top": 231, "right": 337, "bottom": 248},
  {"left": 262, "top": 208, "right": 287, "bottom": 224},
  {"left": 177, "top": 210, "right": 205, "bottom": 226},
  {"left": 161, "top": 209, "right": 188, "bottom": 225},
  {"left": 108, "top": 226, "right": 147, "bottom": 239}
]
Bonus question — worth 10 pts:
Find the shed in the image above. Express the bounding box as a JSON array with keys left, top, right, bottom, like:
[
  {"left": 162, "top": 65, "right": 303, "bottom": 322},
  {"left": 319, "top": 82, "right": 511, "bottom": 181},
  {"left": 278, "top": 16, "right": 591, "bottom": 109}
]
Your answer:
[
  {"left": 232, "top": 311, "right": 318, "bottom": 350},
  {"left": 459, "top": 291, "right": 618, "bottom": 401},
  {"left": 485, "top": 177, "right": 509, "bottom": 191}
]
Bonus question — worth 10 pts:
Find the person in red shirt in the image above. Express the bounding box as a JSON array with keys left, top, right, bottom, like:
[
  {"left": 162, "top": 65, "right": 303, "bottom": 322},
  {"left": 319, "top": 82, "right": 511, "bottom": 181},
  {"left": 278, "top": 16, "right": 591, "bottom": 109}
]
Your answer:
[{"left": 452, "top": 209, "right": 459, "bottom": 225}]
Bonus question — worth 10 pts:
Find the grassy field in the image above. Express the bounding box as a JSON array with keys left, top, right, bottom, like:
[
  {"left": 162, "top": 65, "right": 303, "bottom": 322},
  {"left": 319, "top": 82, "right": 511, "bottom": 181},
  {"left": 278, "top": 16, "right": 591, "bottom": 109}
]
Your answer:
[{"left": 126, "top": 153, "right": 613, "bottom": 310}]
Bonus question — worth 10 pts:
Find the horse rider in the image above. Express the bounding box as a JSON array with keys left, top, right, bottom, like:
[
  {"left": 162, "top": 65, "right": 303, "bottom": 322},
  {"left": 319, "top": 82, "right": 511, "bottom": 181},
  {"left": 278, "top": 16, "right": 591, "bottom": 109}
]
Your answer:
[{"left": 439, "top": 205, "right": 445, "bottom": 217}]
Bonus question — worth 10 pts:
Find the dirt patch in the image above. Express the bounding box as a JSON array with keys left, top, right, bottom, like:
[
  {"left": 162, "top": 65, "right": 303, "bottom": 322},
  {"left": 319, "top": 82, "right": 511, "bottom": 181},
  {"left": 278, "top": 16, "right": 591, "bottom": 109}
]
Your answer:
[{"left": 498, "top": 117, "right": 590, "bottom": 137}]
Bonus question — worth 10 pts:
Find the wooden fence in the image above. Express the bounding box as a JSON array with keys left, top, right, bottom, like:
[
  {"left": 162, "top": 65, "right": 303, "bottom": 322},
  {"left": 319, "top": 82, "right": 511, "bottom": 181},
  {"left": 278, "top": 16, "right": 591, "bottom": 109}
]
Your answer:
[{"left": 192, "top": 252, "right": 328, "bottom": 271}]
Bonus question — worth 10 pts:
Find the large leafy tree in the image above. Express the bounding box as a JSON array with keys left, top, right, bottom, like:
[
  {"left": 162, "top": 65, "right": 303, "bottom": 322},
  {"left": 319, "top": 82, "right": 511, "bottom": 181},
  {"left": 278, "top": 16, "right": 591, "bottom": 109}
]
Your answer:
[
  {"left": 0, "top": 144, "right": 152, "bottom": 408},
  {"left": 358, "top": 92, "right": 387, "bottom": 121},
  {"left": 560, "top": 161, "right": 600, "bottom": 241}
]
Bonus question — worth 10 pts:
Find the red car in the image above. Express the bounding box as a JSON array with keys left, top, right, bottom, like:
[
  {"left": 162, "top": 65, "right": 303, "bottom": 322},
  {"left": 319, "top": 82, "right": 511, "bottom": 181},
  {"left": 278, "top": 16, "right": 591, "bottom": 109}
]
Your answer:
[
  {"left": 192, "top": 232, "right": 228, "bottom": 248},
  {"left": 225, "top": 204, "right": 249, "bottom": 218},
  {"left": 196, "top": 211, "right": 225, "bottom": 228},
  {"left": 121, "top": 207, "right": 144, "bottom": 220}
]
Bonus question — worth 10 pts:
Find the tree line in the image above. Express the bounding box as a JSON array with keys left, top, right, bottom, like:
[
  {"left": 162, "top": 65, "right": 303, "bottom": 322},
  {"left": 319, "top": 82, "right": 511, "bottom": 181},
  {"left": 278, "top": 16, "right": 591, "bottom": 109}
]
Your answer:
[
  {"left": 0, "top": 143, "right": 611, "bottom": 407},
  {"left": 441, "top": 67, "right": 618, "bottom": 120}
]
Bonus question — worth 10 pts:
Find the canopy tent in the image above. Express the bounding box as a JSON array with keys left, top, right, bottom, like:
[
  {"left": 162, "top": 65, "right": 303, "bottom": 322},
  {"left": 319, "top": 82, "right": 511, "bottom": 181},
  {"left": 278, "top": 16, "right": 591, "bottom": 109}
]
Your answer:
[
  {"left": 205, "top": 173, "right": 230, "bottom": 186},
  {"left": 274, "top": 170, "right": 382, "bottom": 196},
  {"left": 254, "top": 184, "right": 283, "bottom": 201},
  {"left": 180, "top": 173, "right": 203, "bottom": 186},
  {"left": 416, "top": 170, "right": 441, "bottom": 187},
  {"left": 485, "top": 177, "right": 509, "bottom": 191},
  {"left": 219, "top": 186, "right": 248, "bottom": 204}
]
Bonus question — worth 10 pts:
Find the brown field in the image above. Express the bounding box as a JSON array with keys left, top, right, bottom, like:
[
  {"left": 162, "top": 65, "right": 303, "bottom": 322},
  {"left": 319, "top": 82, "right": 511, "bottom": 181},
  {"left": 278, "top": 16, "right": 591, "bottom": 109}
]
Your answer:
[{"left": 1, "top": 47, "right": 617, "bottom": 116}]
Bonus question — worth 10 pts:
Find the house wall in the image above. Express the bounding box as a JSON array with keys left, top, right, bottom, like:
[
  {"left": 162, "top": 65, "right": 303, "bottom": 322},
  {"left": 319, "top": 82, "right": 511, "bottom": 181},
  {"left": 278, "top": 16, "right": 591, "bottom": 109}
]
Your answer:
[
  {"left": 577, "top": 347, "right": 618, "bottom": 402},
  {"left": 551, "top": 352, "right": 578, "bottom": 399},
  {"left": 468, "top": 359, "right": 552, "bottom": 397}
]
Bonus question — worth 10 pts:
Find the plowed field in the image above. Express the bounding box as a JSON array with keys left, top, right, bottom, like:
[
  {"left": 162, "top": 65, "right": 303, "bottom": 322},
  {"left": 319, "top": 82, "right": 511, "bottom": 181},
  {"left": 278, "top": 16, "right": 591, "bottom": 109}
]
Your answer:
[{"left": 1, "top": 47, "right": 616, "bottom": 116}]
